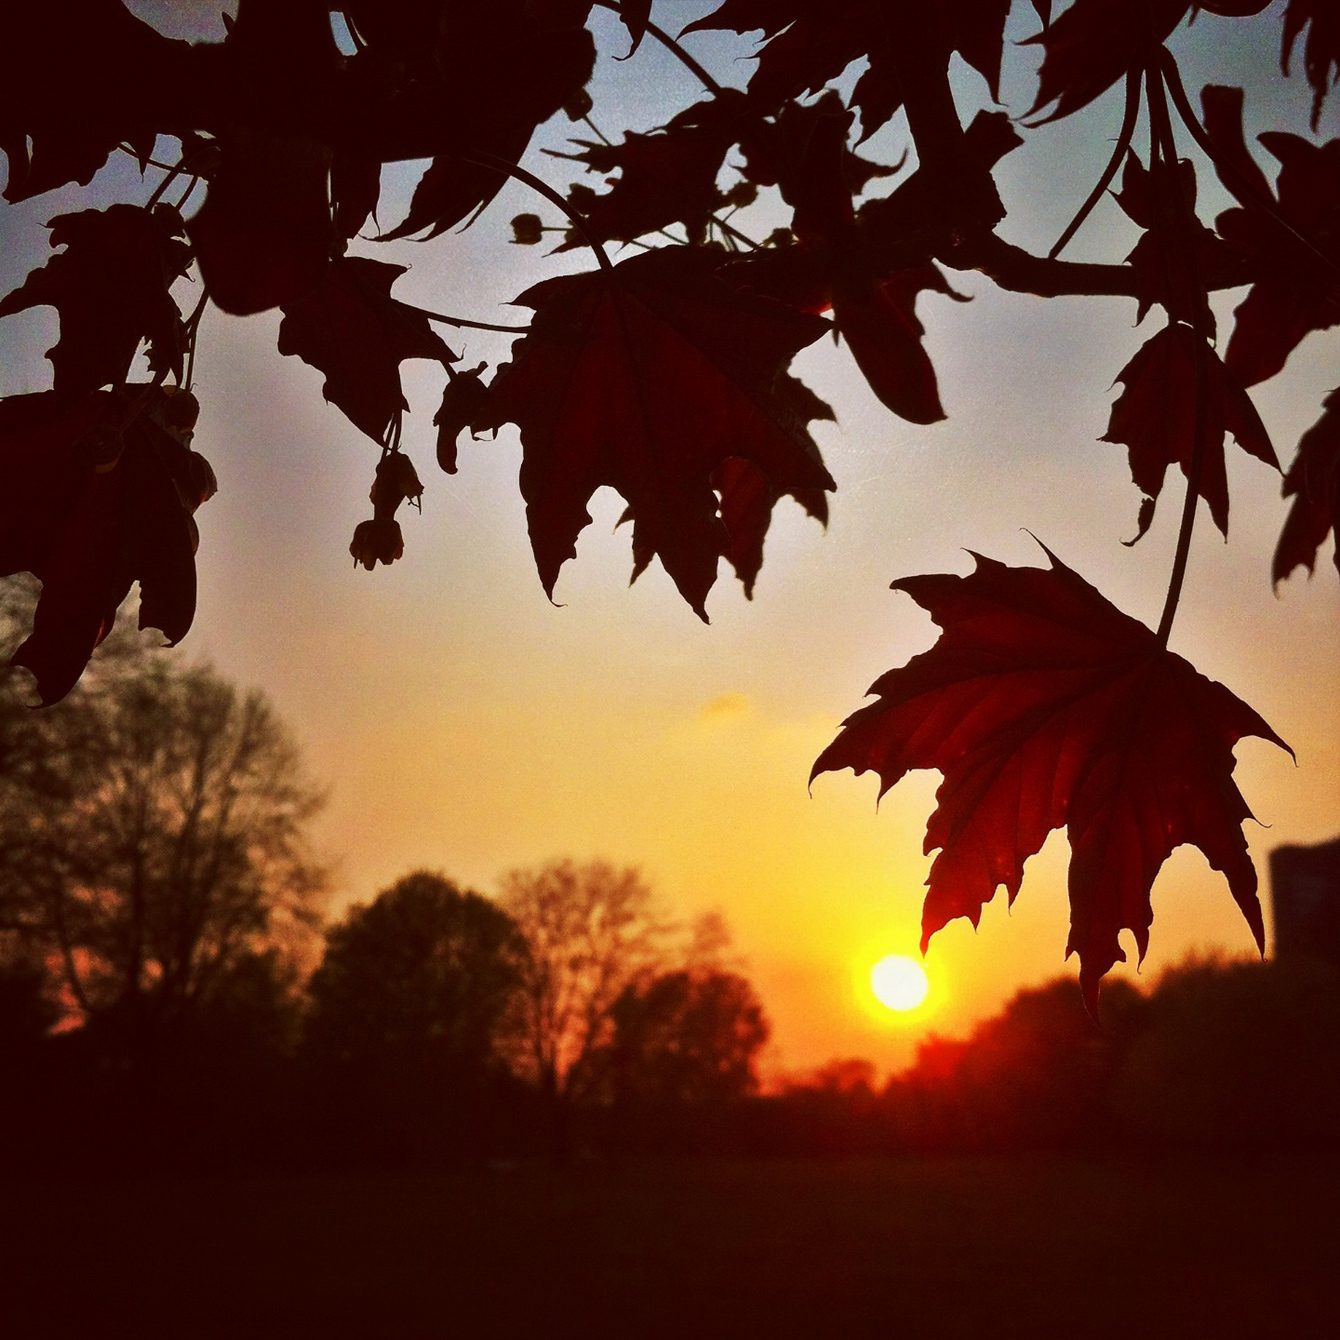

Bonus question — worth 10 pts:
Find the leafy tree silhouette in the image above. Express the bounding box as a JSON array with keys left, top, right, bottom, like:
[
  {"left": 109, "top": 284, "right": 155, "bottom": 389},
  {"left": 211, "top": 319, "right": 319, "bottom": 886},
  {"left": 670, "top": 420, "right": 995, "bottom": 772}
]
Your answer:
[
  {"left": 1, "top": 1, "right": 1336, "bottom": 1001},
  {"left": 303, "top": 870, "right": 529, "bottom": 1161},
  {"left": 0, "top": 576, "right": 328, "bottom": 1051}
]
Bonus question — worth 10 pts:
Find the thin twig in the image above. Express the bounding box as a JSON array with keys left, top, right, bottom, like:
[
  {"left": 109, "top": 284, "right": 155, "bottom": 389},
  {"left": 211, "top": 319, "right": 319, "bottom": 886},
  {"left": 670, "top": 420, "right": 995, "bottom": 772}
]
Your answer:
[
  {"left": 642, "top": 19, "right": 726, "bottom": 96},
  {"left": 145, "top": 160, "right": 186, "bottom": 210},
  {"left": 581, "top": 114, "right": 614, "bottom": 147},
  {"left": 713, "top": 214, "right": 761, "bottom": 250},
  {"left": 462, "top": 151, "right": 615, "bottom": 274}
]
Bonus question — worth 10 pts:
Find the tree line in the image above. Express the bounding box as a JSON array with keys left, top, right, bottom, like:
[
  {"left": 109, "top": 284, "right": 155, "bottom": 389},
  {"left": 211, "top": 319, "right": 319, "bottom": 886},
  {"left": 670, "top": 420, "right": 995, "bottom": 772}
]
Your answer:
[{"left": 3, "top": 577, "right": 1335, "bottom": 1172}]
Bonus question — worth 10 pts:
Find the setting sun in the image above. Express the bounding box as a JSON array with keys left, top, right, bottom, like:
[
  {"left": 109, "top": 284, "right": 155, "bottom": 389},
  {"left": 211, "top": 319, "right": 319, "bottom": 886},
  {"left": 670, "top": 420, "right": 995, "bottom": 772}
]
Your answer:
[{"left": 870, "top": 956, "right": 930, "bottom": 1013}]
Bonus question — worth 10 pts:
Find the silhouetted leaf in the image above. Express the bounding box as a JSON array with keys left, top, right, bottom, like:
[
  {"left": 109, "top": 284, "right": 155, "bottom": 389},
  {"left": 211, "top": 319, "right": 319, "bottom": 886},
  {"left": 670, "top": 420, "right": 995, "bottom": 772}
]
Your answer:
[
  {"left": 277, "top": 257, "right": 455, "bottom": 444},
  {"left": 434, "top": 364, "right": 492, "bottom": 474},
  {"left": 552, "top": 95, "right": 748, "bottom": 249},
  {"left": 812, "top": 548, "right": 1289, "bottom": 1004},
  {"left": 0, "top": 387, "right": 212, "bottom": 703},
  {"left": 0, "top": 1, "right": 185, "bottom": 203},
  {"left": 1274, "top": 386, "right": 1340, "bottom": 585},
  {"left": 188, "top": 128, "right": 335, "bottom": 317},
  {"left": 1101, "top": 323, "right": 1277, "bottom": 538},
  {"left": 0, "top": 205, "right": 191, "bottom": 396},
  {"left": 484, "top": 247, "right": 835, "bottom": 615},
  {"left": 1026, "top": 0, "right": 1188, "bottom": 123},
  {"left": 1203, "top": 115, "right": 1340, "bottom": 386}
]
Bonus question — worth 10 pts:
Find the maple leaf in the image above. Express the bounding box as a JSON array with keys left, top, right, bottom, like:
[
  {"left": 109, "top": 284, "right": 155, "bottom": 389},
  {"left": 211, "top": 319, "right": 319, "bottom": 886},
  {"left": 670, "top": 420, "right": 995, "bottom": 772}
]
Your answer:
[
  {"left": 375, "top": 5, "right": 595, "bottom": 240},
  {"left": 482, "top": 247, "right": 835, "bottom": 617},
  {"left": 1101, "top": 322, "right": 1277, "bottom": 539},
  {"left": 277, "top": 256, "right": 455, "bottom": 445},
  {"left": 1283, "top": 0, "right": 1340, "bottom": 130},
  {"left": 0, "top": 387, "right": 214, "bottom": 704},
  {"left": 685, "top": 1, "right": 1010, "bottom": 138},
  {"left": 1112, "top": 152, "right": 1226, "bottom": 330},
  {"left": 810, "top": 548, "right": 1289, "bottom": 1004},
  {"left": 1201, "top": 93, "right": 1340, "bottom": 386},
  {"left": 0, "top": 205, "right": 192, "bottom": 396},
  {"left": 1274, "top": 386, "right": 1340, "bottom": 585},
  {"left": 1025, "top": 0, "right": 1189, "bottom": 124},
  {"left": 833, "top": 264, "right": 968, "bottom": 426}
]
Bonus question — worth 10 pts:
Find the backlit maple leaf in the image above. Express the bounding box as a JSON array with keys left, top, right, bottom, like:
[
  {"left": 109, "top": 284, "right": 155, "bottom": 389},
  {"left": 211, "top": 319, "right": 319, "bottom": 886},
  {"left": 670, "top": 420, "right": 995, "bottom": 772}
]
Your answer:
[
  {"left": 482, "top": 246, "right": 835, "bottom": 617},
  {"left": 1274, "top": 386, "right": 1340, "bottom": 585},
  {"left": 277, "top": 256, "right": 455, "bottom": 444},
  {"left": 1101, "top": 322, "right": 1277, "bottom": 539},
  {"left": 811, "top": 548, "right": 1289, "bottom": 1005}
]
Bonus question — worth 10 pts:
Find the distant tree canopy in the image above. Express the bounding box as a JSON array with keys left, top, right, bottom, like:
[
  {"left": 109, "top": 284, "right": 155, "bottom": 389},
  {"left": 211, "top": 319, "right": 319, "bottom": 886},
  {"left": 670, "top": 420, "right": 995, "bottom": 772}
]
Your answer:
[
  {"left": 603, "top": 966, "right": 770, "bottom": 1110},
  {"left": 0, "top": 577, "right": 327, "bottom": 1044},
  {"left": 305, "top": 870, "right": 524, "bottom": 1077}
]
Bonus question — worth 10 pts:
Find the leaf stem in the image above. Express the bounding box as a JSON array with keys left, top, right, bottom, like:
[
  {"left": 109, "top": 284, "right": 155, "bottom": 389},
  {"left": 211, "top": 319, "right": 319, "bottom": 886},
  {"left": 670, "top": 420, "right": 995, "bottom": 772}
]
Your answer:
[
  {"left": 1146, "top": 57, "right": 1210, "bottom": 648},
  {"left": 1157, "top": 333, "right": 1209, "bottom": 646},
  {"left": 712, "top": 214, "right": 761, "bottom": 250},
  {"left": 462, "top": 151, "right": 615, "bottom": 275},
  {"left": 403, "top": 304, "right": 531, "bottom": 334},
  {"left": 182, "top": 286, "right": 210, "bottom": 393},
  {"left": 1049, "top": 68, "right": 1142, "bottom": 259},
  {"left": 642, "top": 20, "right": 726, "bottom": 97}
]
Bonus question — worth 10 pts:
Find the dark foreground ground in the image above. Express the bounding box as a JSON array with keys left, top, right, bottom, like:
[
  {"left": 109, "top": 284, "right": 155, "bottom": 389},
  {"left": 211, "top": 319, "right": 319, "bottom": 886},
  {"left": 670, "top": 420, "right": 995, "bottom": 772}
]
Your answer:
[{"left": 3, "top": 1156, "right": 1335, "bottom": 1338}]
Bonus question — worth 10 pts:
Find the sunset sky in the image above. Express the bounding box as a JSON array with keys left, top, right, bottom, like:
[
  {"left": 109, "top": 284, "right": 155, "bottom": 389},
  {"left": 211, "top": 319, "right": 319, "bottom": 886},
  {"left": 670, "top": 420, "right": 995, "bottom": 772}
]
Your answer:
[{"left": 2, "top": 1, "right": 1336, "bottom": 1078}]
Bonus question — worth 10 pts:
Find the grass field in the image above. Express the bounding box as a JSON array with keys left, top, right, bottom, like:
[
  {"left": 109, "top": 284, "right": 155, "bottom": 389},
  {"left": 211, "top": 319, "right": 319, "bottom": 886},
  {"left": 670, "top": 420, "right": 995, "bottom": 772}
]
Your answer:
[{"left": 5, "top": 1156, "right": 1335, "bottom": 1338}]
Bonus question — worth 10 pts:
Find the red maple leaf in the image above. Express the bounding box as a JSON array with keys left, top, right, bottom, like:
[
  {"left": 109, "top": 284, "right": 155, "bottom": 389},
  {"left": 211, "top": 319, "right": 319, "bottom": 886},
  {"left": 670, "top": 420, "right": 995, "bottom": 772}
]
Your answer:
[
  {"left": 1274, "top": 386, "right": 1340, "bottom": 585},
  {"left": 277, "top": 256, "right": 455, "bottom": 445},
  {"left": 482, "top": 246, "right": 835, "bottom": 617},
  {"left": 0, "top": 387, "right": 214, "bottom": 704},
  {"left": 811, "top": 548, "right": 1290, "bottom": 1004},
  {"left": 1101, "top": 322, "right": 1277, "bottom": 539}
]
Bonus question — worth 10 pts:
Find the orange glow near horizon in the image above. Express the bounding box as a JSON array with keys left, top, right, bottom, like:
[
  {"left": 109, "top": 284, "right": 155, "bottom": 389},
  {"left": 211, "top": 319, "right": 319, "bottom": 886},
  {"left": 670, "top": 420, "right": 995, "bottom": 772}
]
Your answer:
[{"left": 1, "top": 2, "right": 1335, "bottom": 1085}]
